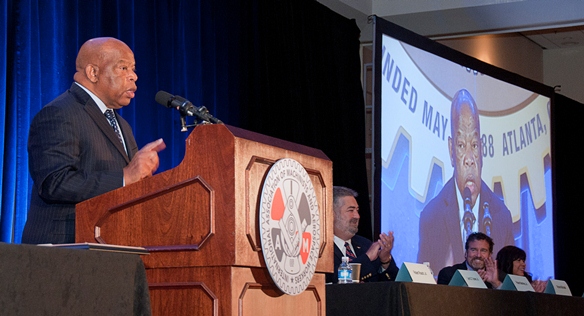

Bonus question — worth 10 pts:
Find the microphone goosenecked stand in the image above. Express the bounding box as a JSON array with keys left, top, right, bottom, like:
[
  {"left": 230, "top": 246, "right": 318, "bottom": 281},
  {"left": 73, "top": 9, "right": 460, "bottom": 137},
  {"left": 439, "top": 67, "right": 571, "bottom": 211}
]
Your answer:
[
  {"left": 179, "top": 114, "right": 215, "bottom": 132},
  {"left": 178, "top": 107, "right": 222, "bottom": 132}
]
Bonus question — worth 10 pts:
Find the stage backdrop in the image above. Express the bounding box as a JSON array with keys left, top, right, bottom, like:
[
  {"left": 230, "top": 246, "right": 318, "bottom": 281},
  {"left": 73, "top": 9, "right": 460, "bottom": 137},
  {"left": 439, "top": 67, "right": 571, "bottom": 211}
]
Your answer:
[{"left": 0, "top": 0, "right": 369, "bottom": 243}]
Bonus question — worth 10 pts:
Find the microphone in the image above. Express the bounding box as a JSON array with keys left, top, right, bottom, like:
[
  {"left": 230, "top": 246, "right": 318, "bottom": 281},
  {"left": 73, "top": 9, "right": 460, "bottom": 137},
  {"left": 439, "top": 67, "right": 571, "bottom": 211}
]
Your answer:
[
  {"left": 482, "top": 202, "right": 492, "bottom": 237},
  {"left": 463, "top": 187, "right": 472, "bottom": 211},
  {"left": 462, "top": 187, "right": 476, "bottom": 239},
  {"left": 155, "top": 90, "right": 222, "bottom": 124}
]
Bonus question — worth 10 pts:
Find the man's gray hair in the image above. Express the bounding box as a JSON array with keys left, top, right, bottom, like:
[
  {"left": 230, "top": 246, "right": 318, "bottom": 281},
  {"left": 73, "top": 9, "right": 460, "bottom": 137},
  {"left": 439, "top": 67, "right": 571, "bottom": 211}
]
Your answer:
[{"left": 333, "top": 186, "right": 358, "bottom": 211}]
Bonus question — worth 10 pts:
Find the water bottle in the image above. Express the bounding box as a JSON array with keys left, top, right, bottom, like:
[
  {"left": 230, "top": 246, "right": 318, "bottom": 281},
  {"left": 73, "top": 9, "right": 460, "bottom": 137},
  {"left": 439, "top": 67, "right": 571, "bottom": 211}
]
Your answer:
[{"left": 338, "top": 256, "right": 353, "bottom": 284}]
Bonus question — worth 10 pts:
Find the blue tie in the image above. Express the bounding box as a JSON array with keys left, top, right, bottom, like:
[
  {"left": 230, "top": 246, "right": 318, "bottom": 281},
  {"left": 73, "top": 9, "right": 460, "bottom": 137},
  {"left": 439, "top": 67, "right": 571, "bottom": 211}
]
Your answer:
[{"left": 104, "top": 109, "right": 124, "bottom": 144}]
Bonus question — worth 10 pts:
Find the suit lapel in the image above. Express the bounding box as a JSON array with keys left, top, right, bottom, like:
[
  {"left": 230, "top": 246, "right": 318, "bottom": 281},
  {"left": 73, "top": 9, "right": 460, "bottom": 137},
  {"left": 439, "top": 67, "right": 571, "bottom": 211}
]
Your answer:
[
  {"left": 478, "top": 180, "right": 488, "bottom": 232},
  {"left": 351, "top": 236, "right": 366, "bottom": 256},
  {"left": 117, "top": 117, "right": 137, "bottom": 160},
  {"left": 70, "top": 84, "right": 131, "bottom": 163},
  {"left": 88, "top": 106, "right": 130, "bottom": 163},
  {"left": 334, "top": 244, "right": 343, "bottom": 262},
  {"left": 444, "top": 178, "right": 465, "bottom": 261}
]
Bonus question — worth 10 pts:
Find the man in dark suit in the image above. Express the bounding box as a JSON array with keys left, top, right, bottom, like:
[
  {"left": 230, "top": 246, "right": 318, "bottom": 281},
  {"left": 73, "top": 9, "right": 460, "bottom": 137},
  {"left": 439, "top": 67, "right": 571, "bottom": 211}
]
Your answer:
[
  {"left": 417, "top": 89, "right": 514, "bottom": 273},
  {"left": 437, "top": 232, "right": 501, "bottom": 289},
  {"left": 22, "top": 37, "right": 165, "bottom": 244},
  {"left": 326, "top": 186, "right": 399, "bottom": 283}
]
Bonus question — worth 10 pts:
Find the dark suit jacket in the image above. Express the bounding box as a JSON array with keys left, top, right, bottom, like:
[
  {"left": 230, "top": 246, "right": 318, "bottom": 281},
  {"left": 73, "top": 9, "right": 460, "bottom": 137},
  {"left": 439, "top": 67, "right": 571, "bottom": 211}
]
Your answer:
[
  {"left": 326, "top": 234, "right": 399, "bottom": 284},
  {"left": 437, "top": 261, "right": 494, "bottom": 288},
  {"left": 417, "top": 177, "right": 514, "bottom": 273},
  {"left": 437, "top": 262, "right": 467, "bottom": 285},
  {"left": 22, "top": 83, "right": 139, "bottom": 244}
]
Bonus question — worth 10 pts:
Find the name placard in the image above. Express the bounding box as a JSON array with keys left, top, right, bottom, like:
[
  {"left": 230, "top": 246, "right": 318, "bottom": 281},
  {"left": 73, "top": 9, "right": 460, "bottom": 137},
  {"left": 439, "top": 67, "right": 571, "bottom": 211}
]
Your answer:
[
  {"left": 448, "top": 270, "right": 487, "bottom": 288},
  {"left": 544, "top": 279, "right": 572, "bottom": 296},
  {"left": 501, "top": 274, "right": 534, "bottom": 292},
  {"left": 395, "top": 262, "right": 436, "bottom": 284}
]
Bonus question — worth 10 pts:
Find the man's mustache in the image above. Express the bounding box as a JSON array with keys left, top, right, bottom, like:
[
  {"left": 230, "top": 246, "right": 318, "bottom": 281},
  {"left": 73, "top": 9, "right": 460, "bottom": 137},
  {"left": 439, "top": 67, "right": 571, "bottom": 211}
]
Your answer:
[{"left": 471, "top": 257, "right": 484, "bottom": 262}]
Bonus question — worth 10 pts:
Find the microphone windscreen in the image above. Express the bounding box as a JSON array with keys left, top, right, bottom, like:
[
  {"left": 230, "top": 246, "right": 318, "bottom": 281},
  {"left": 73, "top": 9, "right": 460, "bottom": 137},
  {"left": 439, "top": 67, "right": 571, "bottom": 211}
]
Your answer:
[
  {"left": 463, "top": 187, "right": 472, "bottom": 201},
  {"left": 155, "top": 90, "right": 173, "bottom": 107}
]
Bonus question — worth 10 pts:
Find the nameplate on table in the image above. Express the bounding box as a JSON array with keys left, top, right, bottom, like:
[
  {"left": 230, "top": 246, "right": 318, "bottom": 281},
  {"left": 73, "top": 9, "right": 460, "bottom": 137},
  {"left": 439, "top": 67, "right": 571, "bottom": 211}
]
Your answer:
[
  {"left": 395, "top": 262, "right": 436, "bottom": 284},
  {"left": 500, "top": 274, "right": 534, "bottom": 291},
  {"left": 448, "top": 269, "right": 487, "bottom": 288},
  {"left": 544, "top": 279, "right": 572, "bottom": 296},
  {"left": 38, "top": 242, "right": 149, "bottom": 255}
]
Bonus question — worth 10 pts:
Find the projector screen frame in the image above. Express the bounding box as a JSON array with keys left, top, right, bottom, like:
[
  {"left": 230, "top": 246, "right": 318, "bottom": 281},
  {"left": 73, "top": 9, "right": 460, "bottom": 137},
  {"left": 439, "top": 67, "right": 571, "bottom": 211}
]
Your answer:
[{"left": 371, "top": 16, "right": 557, "bottom": 278}]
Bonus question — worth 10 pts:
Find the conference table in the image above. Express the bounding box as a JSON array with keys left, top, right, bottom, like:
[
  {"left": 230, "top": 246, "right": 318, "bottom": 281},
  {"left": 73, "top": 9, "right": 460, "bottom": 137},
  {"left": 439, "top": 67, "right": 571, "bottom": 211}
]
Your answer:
[
  {"left": 326, "top": 281, "right": 584, "bottom": 316},
  {"left": 0, "top": 242, "right": 151, "bottom": 315}
]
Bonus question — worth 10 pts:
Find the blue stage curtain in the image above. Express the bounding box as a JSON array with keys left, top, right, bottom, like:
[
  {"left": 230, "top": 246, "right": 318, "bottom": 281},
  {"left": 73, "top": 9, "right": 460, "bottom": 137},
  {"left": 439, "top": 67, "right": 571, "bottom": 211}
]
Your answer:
[{"left": 1, "top": 0, "right": 370, "bottom": 244}]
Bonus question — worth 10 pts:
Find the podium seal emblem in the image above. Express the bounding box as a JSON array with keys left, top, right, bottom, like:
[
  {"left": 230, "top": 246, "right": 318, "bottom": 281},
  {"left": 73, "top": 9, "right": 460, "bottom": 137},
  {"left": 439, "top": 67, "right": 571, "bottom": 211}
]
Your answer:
[{"left": 259, "top": 158, "right": 321, "bottom": 295}]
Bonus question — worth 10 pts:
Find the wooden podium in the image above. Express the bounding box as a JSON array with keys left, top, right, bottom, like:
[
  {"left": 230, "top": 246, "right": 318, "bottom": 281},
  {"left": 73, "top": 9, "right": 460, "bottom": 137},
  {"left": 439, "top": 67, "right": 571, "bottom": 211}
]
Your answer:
[{"left": 75, "top": 124, "right": 333, "bottom": 316}]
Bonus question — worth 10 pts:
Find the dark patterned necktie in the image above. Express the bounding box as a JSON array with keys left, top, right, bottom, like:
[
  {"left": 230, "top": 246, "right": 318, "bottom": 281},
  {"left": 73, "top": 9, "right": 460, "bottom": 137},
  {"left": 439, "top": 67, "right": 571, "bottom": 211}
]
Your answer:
[
  {"left": 344, "top": 242, "right": 357, "bottom": 261},
  {"left": 104, "top": 109, "right": 124, "bottom": 144}
]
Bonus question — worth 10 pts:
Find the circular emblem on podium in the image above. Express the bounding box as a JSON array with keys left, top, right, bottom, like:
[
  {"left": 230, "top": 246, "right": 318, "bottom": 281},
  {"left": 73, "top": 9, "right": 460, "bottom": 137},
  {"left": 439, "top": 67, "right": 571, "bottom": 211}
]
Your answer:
[{"left": 259, "top": 158, "right": 321, "bottom": 296}]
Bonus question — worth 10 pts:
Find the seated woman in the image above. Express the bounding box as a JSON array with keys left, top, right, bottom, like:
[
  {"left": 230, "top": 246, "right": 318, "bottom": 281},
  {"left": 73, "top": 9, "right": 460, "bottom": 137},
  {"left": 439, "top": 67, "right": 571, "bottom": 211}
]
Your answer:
[{"left": 496, "top": 245, "right": 546, "bottom": 292}]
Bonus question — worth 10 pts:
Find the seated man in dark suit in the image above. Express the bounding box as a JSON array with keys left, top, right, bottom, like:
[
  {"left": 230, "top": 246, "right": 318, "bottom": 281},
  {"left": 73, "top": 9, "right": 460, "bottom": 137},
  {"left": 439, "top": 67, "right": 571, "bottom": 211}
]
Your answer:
[
  {"left": 437, "top": 232, "right": 501, "bottom": 288},
  {"left": 326, "top": 186, "right": 399, "bottom": 283}
]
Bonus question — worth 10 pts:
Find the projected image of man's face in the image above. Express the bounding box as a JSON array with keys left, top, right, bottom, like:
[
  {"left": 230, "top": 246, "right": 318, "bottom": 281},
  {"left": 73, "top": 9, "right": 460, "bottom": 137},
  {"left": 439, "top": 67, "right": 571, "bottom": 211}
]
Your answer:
[{"left": 449, "top": 92, "right": 483, "bottom": 207}]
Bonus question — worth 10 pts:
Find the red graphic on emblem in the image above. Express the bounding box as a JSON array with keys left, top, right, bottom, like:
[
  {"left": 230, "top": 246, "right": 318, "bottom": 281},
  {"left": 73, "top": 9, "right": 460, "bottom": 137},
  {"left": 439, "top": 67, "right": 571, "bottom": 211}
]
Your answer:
[
  {"left": 271, "top": 187, "right": 285, "bottom": 221},
  {"left": 300, "top": 232, "right": 312, "bottom": 264}
]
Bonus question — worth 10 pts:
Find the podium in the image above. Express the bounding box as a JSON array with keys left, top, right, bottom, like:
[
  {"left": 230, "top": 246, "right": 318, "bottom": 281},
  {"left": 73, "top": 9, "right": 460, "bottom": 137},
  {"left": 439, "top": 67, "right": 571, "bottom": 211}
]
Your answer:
[{"left": 75, "top": 124, "right": 333, "bottom": 316}]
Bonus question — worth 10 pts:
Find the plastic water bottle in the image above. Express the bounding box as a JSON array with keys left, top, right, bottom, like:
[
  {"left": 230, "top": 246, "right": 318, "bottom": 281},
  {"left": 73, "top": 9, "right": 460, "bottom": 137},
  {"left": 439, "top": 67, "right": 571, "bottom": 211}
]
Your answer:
[{"left": 338, "top": 256, "right": 353, "bottom": 284}]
